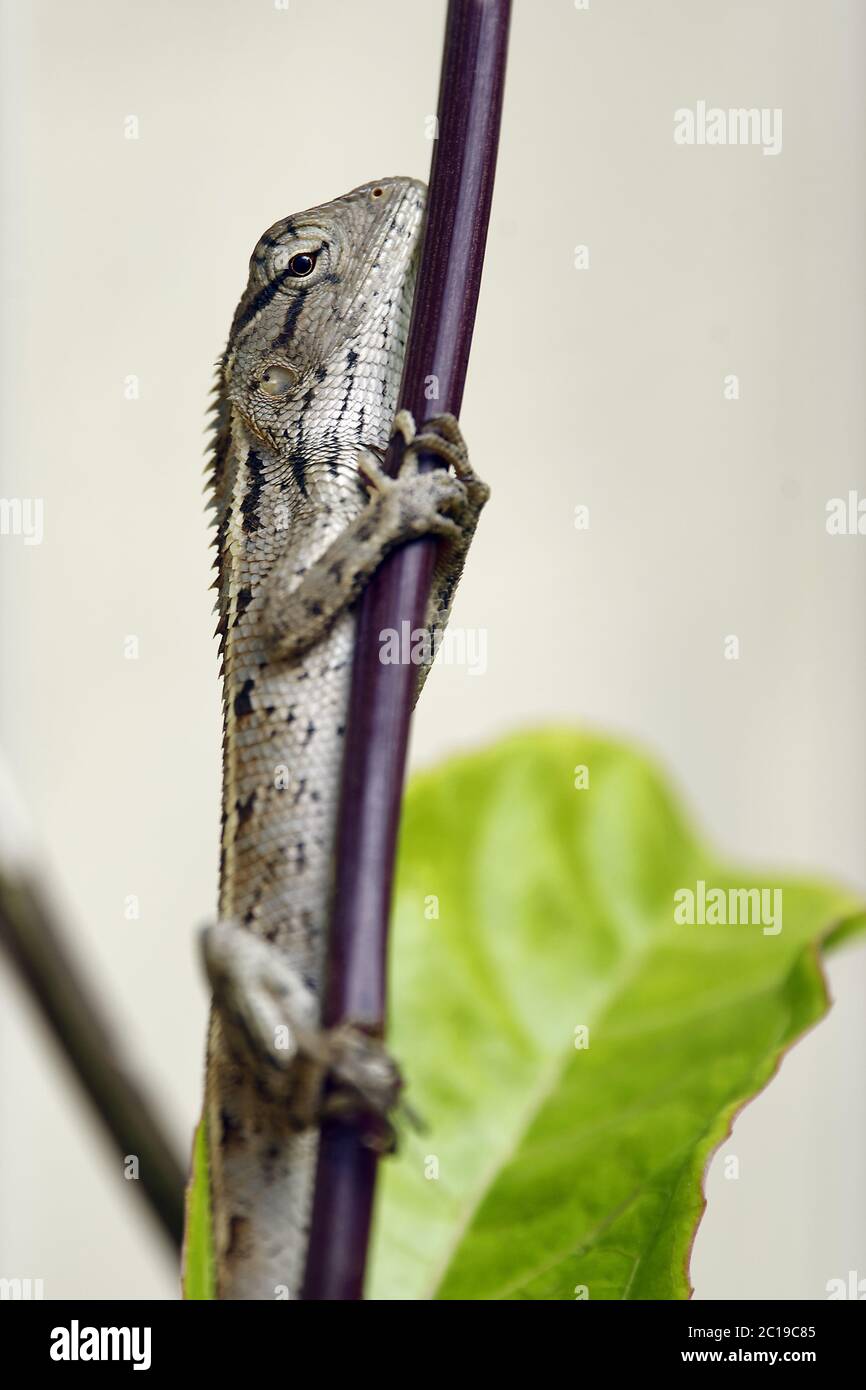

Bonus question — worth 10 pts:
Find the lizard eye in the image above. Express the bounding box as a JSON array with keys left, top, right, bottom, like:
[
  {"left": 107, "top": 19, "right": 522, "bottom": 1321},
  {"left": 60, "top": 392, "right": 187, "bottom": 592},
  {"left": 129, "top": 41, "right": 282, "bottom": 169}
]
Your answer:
[
  {"left": 287, "top": 252, "right": 317, "bottom": 277},
  {"left": 259, "top": 364, "right": 297, "bottom": 397}
]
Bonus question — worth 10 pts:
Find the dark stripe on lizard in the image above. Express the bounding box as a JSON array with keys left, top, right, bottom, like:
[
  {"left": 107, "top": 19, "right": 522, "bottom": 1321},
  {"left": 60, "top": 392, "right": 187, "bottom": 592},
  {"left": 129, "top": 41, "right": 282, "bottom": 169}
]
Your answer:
[
  {"left": 231, "top": 270, "right": 292, "bottom": 337},
  {"left": 337, "top": 348, "right": 359, "bottom": 422},
  {"left": 273, "top": 288, "right": 309, "bottom": 350},
  {"left": 240, "top": 449, "right": 266, "bottom": 534}
]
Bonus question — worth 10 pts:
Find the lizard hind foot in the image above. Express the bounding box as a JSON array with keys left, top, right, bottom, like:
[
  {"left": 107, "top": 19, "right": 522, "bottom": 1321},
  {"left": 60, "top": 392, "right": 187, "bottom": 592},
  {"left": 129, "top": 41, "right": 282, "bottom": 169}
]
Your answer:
[
  {"left": 317, "top": 1024, "right": 404, "bottom": 1150},
  {"left": 202, "top": 919, "right": 319, "bottom": 1077},
  {"left": 202, "top": 920, "right": 405, "bottom": 1138}
]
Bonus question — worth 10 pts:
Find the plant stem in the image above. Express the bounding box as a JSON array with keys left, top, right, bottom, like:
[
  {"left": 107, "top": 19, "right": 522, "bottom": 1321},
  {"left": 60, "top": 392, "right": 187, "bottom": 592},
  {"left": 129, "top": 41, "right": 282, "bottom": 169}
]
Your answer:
[
  {"left": 301, "top": 0, "right": 512, "bottom": 1301},
  {"left": 0, "top": 768, "right": 186, "bottom": 1249}
]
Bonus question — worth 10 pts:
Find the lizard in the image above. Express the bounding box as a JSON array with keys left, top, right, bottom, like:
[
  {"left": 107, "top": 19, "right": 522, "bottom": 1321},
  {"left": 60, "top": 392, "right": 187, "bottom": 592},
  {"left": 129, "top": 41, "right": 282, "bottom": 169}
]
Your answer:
[{"left": 200, "top": 176, "right": 489, "bottom": 1300}]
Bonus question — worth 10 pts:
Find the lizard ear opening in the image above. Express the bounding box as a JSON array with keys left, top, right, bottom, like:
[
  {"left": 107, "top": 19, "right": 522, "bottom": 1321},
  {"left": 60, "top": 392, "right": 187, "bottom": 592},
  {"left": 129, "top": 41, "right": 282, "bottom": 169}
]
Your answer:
[{"left": 259, "top": 364, "right": 298, "bottom": 398}]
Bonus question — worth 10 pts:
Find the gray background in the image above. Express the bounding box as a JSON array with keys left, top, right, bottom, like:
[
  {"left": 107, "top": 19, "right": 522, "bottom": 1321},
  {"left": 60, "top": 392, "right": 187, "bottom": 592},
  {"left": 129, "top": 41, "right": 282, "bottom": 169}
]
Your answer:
[{"left": 0, "top": 0, "right": 863, "bottom": 1299}]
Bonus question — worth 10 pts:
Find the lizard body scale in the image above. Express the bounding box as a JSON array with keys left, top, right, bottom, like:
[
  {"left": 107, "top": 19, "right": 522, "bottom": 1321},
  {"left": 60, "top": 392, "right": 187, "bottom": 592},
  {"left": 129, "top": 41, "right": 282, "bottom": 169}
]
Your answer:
[{"left": 201, "top": 178, "right": 489, "bottom": 1300}]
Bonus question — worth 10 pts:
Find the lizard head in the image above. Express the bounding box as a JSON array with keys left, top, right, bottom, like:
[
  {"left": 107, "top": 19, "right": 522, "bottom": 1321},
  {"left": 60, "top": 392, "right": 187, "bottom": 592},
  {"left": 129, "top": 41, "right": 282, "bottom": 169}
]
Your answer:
[{"left": 222, "top": 177, "right": 426, "bottom": 463}]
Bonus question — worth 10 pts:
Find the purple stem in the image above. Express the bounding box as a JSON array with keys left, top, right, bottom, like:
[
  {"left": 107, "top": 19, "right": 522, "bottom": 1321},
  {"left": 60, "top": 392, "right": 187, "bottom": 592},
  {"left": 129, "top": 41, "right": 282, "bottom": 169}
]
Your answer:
[{"left": 301, "top": 0, "right": 511, "bottom": 1301}]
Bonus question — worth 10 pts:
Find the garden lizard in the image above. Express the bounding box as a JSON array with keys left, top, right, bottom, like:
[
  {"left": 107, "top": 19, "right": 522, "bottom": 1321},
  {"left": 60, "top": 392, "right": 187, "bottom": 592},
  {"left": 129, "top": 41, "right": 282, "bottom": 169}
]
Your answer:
[{"left": 201, "top": 177, "right": 489, "bottom": 1300}]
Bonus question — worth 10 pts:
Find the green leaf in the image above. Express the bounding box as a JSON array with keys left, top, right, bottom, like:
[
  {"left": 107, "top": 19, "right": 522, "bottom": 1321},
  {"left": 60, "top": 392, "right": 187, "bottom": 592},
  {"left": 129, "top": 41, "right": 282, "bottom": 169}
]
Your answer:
[
  {"left": 182, "top": 1116, "right": 215, "bottom": 1299},
  {"left": 368, "top": 727, "right": 864, "bottom": 1300}
]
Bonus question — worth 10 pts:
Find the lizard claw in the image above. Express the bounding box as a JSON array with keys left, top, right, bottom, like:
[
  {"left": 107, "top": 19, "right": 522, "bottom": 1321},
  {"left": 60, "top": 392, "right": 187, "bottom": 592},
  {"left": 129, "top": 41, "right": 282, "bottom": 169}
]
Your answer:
[{"left": 356, "top": 447, "right": 393, "bottom": 493}]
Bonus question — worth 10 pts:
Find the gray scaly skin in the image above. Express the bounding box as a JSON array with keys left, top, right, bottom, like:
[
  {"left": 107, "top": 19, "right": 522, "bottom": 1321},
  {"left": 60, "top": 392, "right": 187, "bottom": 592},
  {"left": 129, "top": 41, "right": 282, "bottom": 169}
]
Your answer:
[{"left": 201, "top": 177, "right": 489, "bottom": 1300}]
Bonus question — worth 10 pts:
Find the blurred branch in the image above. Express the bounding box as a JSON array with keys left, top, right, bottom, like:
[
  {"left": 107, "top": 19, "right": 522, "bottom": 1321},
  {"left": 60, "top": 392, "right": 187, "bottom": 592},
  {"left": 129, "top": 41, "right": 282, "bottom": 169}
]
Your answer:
[
  {"left": 301, "top": 0, "right": 512, "bottom": 1300},
  {"left": 0, "top": 758, "right": 185, "bottom": 1249}
]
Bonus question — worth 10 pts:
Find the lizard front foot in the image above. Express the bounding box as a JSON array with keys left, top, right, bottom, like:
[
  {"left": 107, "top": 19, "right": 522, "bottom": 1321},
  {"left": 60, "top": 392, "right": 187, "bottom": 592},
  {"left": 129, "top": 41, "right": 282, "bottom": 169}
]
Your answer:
[
  {"left": 203, "top": 920, "right": 403, "bottom": 1143},
  {"left": 357, "top": 410, "right": 490, "bottom": 543},
  {"left": 393, "top": 409, "right": 491, "bottom": 523},
  {"left": 261, "top": 411, "right": 489, "bottom": 662}
]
